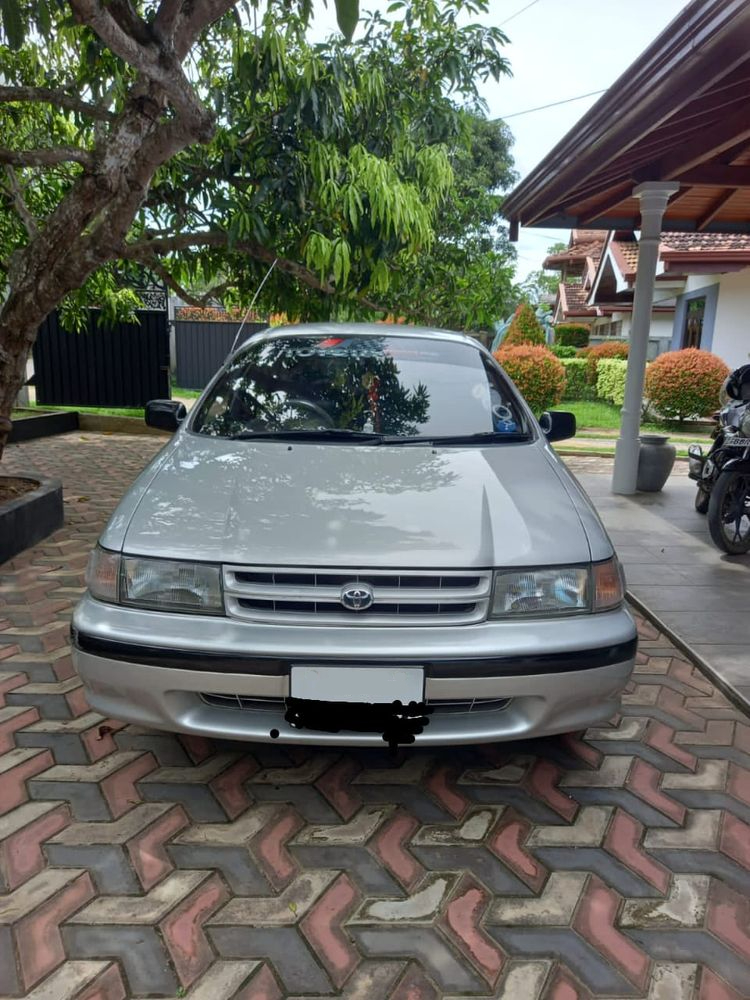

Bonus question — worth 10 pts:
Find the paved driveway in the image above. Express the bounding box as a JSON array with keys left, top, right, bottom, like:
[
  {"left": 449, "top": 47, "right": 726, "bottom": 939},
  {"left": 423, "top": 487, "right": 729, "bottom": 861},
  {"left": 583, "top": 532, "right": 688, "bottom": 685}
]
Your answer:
[{"left": 1, "top": 433, "right": 749, "bottom": 999}]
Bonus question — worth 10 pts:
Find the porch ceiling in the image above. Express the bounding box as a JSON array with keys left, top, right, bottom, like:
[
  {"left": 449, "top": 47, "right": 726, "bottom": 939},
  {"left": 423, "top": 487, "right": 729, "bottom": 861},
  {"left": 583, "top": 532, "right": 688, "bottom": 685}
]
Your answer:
[{"left": 503, "top": 0, "right": 750, "bottom": 236}]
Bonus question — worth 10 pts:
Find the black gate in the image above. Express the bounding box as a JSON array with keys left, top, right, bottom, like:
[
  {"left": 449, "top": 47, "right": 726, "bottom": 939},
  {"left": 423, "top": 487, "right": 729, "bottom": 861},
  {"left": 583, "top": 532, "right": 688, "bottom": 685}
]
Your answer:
[
  {"left": 174, "top": 320, "right": 267, "bottom": 391},
  {"left": 33, "top": 308, "right": 170, "bottom": 407}
]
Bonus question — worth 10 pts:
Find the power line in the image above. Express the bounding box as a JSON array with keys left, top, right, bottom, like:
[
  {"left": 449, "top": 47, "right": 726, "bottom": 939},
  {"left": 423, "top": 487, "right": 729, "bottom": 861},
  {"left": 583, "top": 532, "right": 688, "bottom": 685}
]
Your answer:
[
  {"left": 497, "top": 88, "right": 607, "bottom": 120},
  {"left": 499, "top": 0, "right": 542, "bottom": 27}
]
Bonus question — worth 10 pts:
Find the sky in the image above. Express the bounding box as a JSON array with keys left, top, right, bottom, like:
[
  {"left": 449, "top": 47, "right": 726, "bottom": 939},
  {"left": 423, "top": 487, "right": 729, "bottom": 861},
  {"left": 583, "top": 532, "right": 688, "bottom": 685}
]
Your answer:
[{"left": 309, "top": 0, "right": 689, "bottom": 281}]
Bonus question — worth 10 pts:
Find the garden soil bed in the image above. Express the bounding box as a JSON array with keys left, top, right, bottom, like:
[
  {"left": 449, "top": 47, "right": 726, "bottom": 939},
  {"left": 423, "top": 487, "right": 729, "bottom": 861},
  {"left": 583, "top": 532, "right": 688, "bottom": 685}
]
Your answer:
[
  {"left": 0, "top": 475, "right": 64, "bottom": 565},
  {"left": 0, "top": 477, "right": 39, "bottom": 503}
]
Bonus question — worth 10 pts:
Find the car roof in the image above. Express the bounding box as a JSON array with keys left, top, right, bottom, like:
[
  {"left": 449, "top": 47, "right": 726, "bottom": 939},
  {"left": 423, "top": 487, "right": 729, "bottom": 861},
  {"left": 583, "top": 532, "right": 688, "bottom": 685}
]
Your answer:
[{"left": 238, "top": 322, "right": 481, "bottom": 352}]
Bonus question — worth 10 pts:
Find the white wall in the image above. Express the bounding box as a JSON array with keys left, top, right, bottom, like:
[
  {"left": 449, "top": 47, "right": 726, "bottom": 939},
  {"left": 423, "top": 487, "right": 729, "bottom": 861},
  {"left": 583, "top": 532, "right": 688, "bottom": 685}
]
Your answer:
[{"left": 711, "top": 270, "right": 750, "bottom": 369}]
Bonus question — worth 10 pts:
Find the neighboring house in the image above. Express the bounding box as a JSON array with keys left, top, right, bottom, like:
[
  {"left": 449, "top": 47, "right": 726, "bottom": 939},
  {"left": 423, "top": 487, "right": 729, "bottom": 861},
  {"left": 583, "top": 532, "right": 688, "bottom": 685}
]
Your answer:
[
  {"left": 587, "top": 232, "right": 680, "bottom": 357},
  {"left": 659, "top": 233, "right": 750, "bottom": 369},
  {"left": 544, "top": 231, "right": 676, "bottom": 356},
  {"left": 543, "top": 230, "right": 606, "bottom": 326},
  {"left": 543, "top": 229, "right": 750, "bottom": 368}
]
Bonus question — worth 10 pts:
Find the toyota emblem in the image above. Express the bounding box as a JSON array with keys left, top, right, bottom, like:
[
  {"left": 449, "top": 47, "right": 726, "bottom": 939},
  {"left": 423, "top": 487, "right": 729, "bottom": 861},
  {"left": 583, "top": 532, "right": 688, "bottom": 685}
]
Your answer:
[{"left": 340, "top": 583, "right": 374, "bottom": 611}]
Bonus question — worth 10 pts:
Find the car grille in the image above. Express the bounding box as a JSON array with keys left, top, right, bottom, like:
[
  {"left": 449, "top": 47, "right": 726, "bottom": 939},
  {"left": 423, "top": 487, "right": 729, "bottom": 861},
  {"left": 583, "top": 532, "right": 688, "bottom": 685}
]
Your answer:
[
  {"left": 200, "top": 692, "right": 511, "bottom": 716},
  {"left": 222, "top": 567, "right": 493, "bottom": 626}
]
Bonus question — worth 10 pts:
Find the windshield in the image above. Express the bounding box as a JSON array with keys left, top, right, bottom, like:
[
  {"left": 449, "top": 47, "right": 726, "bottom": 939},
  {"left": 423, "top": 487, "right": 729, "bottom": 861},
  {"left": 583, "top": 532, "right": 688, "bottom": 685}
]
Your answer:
[{"left": 191, "top": 333, "right": 528, "bottom": 441}]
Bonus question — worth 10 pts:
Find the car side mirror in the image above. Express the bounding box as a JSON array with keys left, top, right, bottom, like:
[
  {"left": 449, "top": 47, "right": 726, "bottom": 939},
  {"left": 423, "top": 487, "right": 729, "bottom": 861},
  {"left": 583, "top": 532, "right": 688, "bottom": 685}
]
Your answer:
[
  {"left": 145, "top": 399, "right": 187, "bottom": 432},
  {"left": 540, "top": 410, "right": 576, "bottom": 443}
]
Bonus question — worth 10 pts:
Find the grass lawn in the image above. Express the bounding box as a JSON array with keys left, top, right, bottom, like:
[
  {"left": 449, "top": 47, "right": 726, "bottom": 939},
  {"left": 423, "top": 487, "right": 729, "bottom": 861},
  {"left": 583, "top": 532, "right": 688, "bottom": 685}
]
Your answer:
[
  {"left": 562, "top": 399, "right": 713, "bottom": 439},
  {"left": 171, "top": 385, "right": 202, "bottom": 399},
  {"left": 25, "top": 401, "right": 145, "bottom": 418}
]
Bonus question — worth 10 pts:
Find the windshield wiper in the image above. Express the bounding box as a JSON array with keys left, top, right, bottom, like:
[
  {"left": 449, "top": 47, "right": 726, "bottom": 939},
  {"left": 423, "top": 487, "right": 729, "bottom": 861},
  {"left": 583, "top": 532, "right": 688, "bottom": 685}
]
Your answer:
[
  {"left": 228, "top": 428, "right": 386, "bottom": 442},
  {"left": 379, "top": 431, "right": 530, "bottom": 446}
]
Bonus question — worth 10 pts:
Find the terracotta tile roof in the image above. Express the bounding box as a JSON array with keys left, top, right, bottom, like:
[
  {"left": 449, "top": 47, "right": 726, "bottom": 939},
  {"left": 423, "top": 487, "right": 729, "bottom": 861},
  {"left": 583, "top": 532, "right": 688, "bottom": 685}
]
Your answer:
[
  {"left": 607, "top": 237, "right": 640, "bottom": 280},
  {"left": 560, "top": 282, "right": 597, "bottom": 316},
  {"left": 608, "top": 231, "right": 750, "bottom": 281},
  {"left": 660, "top": 232, "right": 750, "bottom": 252},
  {"left": 544, "top": 231, "right": 607, "bottom": 268}
]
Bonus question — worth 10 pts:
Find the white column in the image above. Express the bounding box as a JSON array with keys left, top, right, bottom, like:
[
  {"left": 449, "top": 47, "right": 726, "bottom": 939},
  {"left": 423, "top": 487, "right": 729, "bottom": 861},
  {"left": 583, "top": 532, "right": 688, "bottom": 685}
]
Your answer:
[{"left": 612, "top": 182, "right": 679, "bottom": 494}]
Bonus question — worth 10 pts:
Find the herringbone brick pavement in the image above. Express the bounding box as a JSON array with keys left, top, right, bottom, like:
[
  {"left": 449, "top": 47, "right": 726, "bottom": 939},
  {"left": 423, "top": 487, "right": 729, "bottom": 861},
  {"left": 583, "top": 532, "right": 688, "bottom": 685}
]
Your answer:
[{"left": 0, "top": 432, "right": 748, "bottom": 998}]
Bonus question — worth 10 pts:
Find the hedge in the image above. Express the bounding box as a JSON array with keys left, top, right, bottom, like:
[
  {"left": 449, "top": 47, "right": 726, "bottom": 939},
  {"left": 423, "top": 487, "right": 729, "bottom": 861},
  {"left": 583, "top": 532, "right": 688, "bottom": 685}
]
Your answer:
[
  {"left": 561, "top": 358, "right": 588, "bottom": 400},
  {"left": 495, "top": 345, "right": 566, "bottom": 413},
  {"left": 551, "top": 344, "right": 577, "bottom": 358},
  {"left": 554, "top": 324, "right": 590, "bottom": 348},
  {"left": 585, "top": 341, "right": 629, "bottom": 383},
  {"left": 596, "top": 358, "right": 629, "bottom": 406}
]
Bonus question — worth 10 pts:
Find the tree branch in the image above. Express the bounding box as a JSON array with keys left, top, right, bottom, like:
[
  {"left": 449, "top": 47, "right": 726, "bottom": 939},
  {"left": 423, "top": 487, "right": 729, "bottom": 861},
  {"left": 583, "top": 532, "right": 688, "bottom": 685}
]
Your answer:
[
  {"left": 174, "top": 0, "right": 237, "bottom": 58},
  {"left": 70, "top": 0, "right": 214, "bottom": 139},
  {"left": 123, "top": 231, "right": 335, "bottom": 294},
  {"left": 152, "top": 0, "right": 184, "bottom": 45},
  {"left": 0, "top": 147, "right": 93, "bottom": 167},
  {"left": 105, "top": 0, "right": 153, "bottom": 46},
  {"left": 145, "top": 258, "right": 227, "bottom": 307},
  {"left": 2, "top": 165, "right": 38, "bottom": 237},
  {"left": 0, "top": 86, "right": 116, "bottom": 122},
  {"left": 121, "top": 232, "right": 385, "bottom": 310}
]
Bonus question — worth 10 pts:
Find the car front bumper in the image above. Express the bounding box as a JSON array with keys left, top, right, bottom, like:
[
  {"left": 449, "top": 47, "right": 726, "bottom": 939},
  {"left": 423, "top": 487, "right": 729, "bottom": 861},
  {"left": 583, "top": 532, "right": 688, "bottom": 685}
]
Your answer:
[{"left": 72, "top": 595, "right": 637, "bottom": 746}]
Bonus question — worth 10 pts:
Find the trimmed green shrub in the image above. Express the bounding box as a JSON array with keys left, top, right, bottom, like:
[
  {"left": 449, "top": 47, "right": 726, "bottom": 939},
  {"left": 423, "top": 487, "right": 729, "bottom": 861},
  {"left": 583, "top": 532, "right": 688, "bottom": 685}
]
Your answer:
[
  {"left": 554, "top": 324, "right": 590, "bottom": 348},
  {"left": 645, "top": 348, "right": 730, "bottom": 422},
  {"left": 495, "top": 345, "right": 565, "bottom": 414},
  {"left": 502, "top": 303, "right": 546, "bottom": 347},
  {"left": 585, "top": 341, "right": 629, "bottom": 383},
  {"left": 551, "top": 344, "right": 577, "bottom": 358},
  {"left": 561, "top": 358, "right": 589, "bottom": 400},
  {"left": 596, "top": 358, "right": 629, "bottom": 406}
]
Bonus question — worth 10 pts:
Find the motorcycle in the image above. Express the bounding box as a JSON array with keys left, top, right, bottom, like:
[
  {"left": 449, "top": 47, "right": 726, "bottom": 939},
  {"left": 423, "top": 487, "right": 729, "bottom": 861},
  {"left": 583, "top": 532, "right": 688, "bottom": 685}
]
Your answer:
[{"left": 688, "top": 363, "right": 750, "bottom": 554}]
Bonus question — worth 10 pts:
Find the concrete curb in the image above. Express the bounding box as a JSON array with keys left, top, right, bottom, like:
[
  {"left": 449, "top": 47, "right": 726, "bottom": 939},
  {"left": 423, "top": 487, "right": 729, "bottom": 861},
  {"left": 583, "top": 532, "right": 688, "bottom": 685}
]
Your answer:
[
  {"left": 0, "top": 476, "right": 64, "bottom": 564},
  {"left": 626, "top": 590, "right": 749, "bottom": 715}
]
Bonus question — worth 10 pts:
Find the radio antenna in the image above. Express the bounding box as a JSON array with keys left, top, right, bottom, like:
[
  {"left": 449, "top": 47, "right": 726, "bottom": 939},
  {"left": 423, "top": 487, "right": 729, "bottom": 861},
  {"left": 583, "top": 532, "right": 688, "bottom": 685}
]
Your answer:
[{"left": 228, "top": 257, "right": 278, "bottom": 357}]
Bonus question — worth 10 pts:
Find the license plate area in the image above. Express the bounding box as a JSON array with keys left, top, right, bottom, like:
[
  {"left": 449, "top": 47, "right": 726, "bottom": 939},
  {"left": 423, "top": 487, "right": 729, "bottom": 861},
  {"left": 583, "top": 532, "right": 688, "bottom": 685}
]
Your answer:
[{"left": 290, "top": 665, "right": 424, "bottom": 704}]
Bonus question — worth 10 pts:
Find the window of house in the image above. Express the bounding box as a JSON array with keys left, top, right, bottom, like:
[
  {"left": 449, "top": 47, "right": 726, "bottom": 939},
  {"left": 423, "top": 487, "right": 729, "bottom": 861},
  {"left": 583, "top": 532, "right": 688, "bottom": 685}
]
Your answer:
[
  {"left": 682, "top": 297, "right": 705, "bottom": 349},
  {"left": 597, "top": 320, "right": 623, "bottom": 338}
]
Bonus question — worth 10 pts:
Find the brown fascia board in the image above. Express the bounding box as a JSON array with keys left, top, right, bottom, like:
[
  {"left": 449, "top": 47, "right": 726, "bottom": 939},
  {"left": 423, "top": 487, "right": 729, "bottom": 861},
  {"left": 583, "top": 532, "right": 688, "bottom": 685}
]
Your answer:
[
  {"left": 502, "top": 0, "right": 750, "bottom": 228},
  {"left": 661, "top": 249, "right": 750, "bottom": 265},
  {"left": 593, "top": 303, "right": 676, "bottom": 314}
]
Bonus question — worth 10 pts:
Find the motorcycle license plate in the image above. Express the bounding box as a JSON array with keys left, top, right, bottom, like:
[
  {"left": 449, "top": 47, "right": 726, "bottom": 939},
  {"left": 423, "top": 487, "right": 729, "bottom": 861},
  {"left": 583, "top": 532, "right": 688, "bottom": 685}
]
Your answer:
[{"left": 728, "top": 438, "right": 750, "bottom": 448}]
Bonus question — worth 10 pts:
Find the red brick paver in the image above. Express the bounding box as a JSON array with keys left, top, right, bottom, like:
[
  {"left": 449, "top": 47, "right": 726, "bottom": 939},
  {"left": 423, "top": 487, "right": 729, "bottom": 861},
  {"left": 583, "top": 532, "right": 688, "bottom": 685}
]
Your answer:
[{"left": 0, "top": 431, "right": 749, "bottom": 997}]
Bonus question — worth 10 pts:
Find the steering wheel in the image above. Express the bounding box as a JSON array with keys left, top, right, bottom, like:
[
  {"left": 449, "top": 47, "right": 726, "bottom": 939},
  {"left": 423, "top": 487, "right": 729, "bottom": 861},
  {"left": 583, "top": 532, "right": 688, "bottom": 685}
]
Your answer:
[{"left": 286, "top": 399, "right": 335, "bottom": 428}]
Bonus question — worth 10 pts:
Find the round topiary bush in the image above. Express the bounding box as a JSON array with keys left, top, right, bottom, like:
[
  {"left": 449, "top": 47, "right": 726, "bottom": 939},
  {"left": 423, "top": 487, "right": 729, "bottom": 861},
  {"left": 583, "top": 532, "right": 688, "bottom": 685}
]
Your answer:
[
  {"left": 645, "top": 348, "right": 730, "bottom": 422},
  {"left": 551, "top": 344, "right": 577, "bottom": 358},
  {"left": 495, "top": 345, "right": 566, "bottom": 414},
  {"left": 502, "top": 303, "right": 546, "bottom": 347},
  {"left": 585, "top": 341, "right": 629, "bottom": 383}
]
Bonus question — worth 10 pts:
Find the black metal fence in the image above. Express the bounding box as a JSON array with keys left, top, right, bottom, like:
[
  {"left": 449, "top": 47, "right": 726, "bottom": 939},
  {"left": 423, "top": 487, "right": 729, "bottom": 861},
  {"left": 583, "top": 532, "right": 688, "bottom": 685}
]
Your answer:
[
  {"left": 173, "top": 320, "right": 267, "bottom": 391},
  {"left": 33, "top": 309, "right": 169, "bottom": 407}
]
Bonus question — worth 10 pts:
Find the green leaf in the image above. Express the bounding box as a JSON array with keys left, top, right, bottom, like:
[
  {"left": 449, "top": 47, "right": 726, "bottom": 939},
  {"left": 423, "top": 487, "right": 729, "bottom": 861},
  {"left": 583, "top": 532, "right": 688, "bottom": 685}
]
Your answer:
[
  {"left": 334, "top": 0, "right": 359, "bottom": 42},
  {"left": 0, "top": 0, "right": 24, "bottom": 49}
]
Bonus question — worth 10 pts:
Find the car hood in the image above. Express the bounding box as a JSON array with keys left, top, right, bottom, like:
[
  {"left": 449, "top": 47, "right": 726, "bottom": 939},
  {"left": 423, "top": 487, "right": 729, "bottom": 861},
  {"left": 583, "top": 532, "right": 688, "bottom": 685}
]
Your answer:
[{"left": 116, "top": 434, "right": 593, "bottom": 568}]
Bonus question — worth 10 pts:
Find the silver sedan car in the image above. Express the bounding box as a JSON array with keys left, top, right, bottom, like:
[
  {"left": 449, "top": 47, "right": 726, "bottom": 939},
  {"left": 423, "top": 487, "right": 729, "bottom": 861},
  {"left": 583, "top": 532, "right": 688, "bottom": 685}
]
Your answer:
[{"left": 72, "top": 323, "right": 636, "bottom": 747}]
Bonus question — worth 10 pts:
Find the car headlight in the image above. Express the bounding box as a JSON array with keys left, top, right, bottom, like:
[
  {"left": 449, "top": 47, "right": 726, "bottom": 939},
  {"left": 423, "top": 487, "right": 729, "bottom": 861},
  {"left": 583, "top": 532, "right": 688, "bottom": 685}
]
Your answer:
[
  {"left": 85, "top": 547, "right": 223, "bottom": 614},
  {"left": 490, "top": 557, "right": 624, "bottom": 618}
]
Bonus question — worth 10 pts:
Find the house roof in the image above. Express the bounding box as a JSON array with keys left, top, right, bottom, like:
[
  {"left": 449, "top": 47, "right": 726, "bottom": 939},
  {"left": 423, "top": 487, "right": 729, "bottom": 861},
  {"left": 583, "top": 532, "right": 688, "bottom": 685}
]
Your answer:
[
  {"left": 502, "top": 0, "right": 750, "bottom": 236},
  {"left": 605, "top": 230, "right": 750, "bottom": 280},
  {"left": 543, "top": 230, "right": 607, "bottom": 268},
  {"left": 561, "top": 284, "right": 597, "bottom": 316}
]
